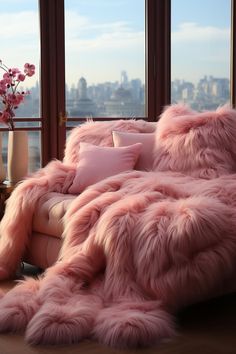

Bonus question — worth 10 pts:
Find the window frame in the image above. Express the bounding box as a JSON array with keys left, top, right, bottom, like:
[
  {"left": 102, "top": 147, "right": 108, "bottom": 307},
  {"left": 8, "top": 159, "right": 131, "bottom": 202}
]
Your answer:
[
  {"left": 40, "top": 0, "right": 66, "bottom": 163},
  {"left": 146, "top": 0, "right": 171, "bottom": 120},
  {"left": 231, "top": 0, "right": 236, "bottom": 107},
  {"left": 1, "top": 0, "right": 235, "bottom": 166}
]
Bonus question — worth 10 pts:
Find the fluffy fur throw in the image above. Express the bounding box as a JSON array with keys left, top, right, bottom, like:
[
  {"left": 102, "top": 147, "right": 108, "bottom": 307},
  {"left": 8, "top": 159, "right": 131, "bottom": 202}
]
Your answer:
[{"left": 0, "top": 107, "right": 236, "bottom": 348}]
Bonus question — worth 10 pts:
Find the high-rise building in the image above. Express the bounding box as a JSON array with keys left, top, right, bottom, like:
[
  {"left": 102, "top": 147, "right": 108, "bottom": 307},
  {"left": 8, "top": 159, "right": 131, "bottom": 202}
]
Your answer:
[{"left": 120, "top": 70, "right": 128, "bottom": 88}]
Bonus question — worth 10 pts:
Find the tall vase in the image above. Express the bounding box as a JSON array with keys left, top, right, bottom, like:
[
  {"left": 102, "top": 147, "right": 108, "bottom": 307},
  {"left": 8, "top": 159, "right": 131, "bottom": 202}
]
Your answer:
[
  {"left": 7, "top": 131, "right": 28, "bottom": 183},
  {"left": 0, "top": 132, "right": 6, "bottom": 183}
]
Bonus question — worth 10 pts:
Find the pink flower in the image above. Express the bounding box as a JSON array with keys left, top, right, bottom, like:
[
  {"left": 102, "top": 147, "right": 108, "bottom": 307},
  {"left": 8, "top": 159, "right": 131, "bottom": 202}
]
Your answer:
[
  {"left": 15, "top": 94, "right": 24, "bottom": 105},
  {"left": 6, "top": 93, "right": 24, "bottom": 106},
  {"left": 17, "top": 74, "right": 25, "bottom": 82},
  {"left": 24, "top": 63, "right": 35, "bottom": 77},
  {"left": 10, "top": 68, "right": 20, "bottom": 77},
  {"left": 0, "top": 60, "right": 35, "bottom": 130},
  {"left": 0, "top": 80, "right": 7, "bottom": 94},
  {"left": 0, "top": 110, "right": 11, "bottom": 124},
  {"left": 3, "top": 73, "right": 12, "bottom": 85}
]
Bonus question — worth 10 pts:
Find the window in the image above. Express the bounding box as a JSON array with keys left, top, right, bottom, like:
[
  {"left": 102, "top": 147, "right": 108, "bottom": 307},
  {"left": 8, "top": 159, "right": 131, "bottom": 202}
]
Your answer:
[
  {"left": 65, "top": 0, "right": 146, "bottom": 121},
  {"left": 0, "top": 0, "right": 41, "bottom": 172},
  {"left": 171, "top": 0, "right": 231, "bottom": 110},
  {"left": 2, "top": 0, "right": 235, "bottom": 168}
]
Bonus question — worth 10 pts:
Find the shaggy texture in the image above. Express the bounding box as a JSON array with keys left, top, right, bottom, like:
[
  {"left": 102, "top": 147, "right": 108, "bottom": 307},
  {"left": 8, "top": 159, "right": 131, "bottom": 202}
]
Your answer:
[
  {"left": 0, "top": 108, "right": 236, "bottom": 348},
  {"left": 64, "top": 119, "right": 156, "bottom": 165},
  {"left": 153, "top": 104, "right": 236, "bottom": 177}
]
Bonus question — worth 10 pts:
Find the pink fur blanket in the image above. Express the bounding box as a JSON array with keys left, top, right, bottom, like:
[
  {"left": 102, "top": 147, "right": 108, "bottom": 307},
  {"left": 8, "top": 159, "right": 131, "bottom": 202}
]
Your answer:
[{"left": 0, "top": 106, "right": 236, "bottom": 348}]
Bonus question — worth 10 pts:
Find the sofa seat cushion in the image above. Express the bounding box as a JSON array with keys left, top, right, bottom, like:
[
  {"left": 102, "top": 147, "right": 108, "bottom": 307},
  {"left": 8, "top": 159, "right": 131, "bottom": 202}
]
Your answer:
[{"left": 32, "top": 192, "right": 76, "bottom": 238}]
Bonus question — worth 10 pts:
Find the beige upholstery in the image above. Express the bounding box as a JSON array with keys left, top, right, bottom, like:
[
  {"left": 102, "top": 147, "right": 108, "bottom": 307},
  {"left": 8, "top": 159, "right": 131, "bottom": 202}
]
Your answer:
[
  {"left": 24, "top": 192, "right": 75, "bottom": 268},
  {"left": 32, "top": 192, "right": 75, "bottom": 238}
]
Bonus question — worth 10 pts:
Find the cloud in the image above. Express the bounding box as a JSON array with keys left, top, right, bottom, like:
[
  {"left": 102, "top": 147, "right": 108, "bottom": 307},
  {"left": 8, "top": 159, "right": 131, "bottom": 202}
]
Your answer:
[
  {"left": 0, "top": 9, "right": 144, "bottom": 85},
  {"left": 0, "top": 11, "right": 39, "bottom": 84},
  {"left": 66, "top": 31, "right": 144, "bottom": 52},
  {"left": 65, "top": 10, "right": 144, "bottom": 52},
  {"left": 64, "top": 10, "right": 144, "bottom": 84},
  {"left": 0, "top": 9, "right": 144, "bottom": 54},
  {"left": 0, "top": 11, "right": 38, "bottom": 38},
  {"left": 172, "top": 22, "right": 230, "bottom": 43}
]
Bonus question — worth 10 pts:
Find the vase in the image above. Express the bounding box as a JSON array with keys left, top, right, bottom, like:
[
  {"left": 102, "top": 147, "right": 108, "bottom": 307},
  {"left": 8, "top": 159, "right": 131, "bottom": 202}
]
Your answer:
[
  {"left": 0, "top": 132, "right": 6, "bottom": 183},
  {"left": 7, "top": 131, "right": 28, "bottom": 183}
]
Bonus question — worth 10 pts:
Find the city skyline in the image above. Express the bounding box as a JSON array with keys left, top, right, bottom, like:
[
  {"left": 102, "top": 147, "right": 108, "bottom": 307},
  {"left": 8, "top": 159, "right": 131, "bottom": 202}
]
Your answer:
[
  {"left": 65, "top": 72, "right": 229, "bottom": 115},
  {"left": 1, "top": 70, "right": 229, "bottom": 122}
]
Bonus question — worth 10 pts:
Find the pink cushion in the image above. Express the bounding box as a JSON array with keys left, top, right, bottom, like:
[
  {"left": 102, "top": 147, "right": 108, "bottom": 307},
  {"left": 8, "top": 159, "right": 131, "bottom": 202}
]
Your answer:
[
  {"left": 112, "top": 131, "right": 155, "bottom": 171},
  {"left": 68, "top": 142, "right": 142, "bottom": 194}
]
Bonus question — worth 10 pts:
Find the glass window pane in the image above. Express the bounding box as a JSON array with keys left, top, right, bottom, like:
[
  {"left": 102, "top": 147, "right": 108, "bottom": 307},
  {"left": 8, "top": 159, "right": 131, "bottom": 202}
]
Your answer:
[
  {"left": 13, "top": 122, "right": 41, "bottom": 129},
  {"left": 28, "top": 131, "right": 41, "bottom": 172},
  {"left": 0, "top": 0, "right": 40, "bottom": 118},
  {"left": 171, "top": 0, "right": 231, "bottom": 110},
  {"left": 0, "top": 121, "right": 41, "bottom": 129},
  {"left": 65, "top": 0, "right": 145, "bottom": 119}
]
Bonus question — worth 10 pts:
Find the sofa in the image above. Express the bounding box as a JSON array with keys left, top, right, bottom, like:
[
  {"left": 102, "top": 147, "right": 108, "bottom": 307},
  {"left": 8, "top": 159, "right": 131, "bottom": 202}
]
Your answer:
[
  {"left": 24, "top": 119, "right": 156, "bottom": 269},
  {"left": 0, "top": 104, "right": 236, "bottom": 348}
]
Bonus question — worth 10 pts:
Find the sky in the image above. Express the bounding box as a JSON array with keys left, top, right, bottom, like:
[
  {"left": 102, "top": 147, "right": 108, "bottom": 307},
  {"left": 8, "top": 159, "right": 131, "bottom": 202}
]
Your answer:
[
  {"left": 171, "top": 0, "right": 231, "bottom": 84},
  {"left": 0, "top": 0, "right": 231, "bottom": 87}
]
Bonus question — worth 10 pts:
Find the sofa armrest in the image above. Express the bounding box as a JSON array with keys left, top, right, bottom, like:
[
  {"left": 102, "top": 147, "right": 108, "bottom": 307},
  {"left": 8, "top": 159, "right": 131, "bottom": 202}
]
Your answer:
[{"left": 0, "top": 160, "right": 76, "bottom": 279}]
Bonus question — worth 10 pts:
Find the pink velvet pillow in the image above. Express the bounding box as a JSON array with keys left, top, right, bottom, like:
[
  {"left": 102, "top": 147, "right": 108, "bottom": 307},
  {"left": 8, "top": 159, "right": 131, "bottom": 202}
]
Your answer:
[
  {"left": 68, "top": 142, "right": 142, "bottom": 194},
  {"left": 112, "top": 131, "right": 155, "bottom": 171}
]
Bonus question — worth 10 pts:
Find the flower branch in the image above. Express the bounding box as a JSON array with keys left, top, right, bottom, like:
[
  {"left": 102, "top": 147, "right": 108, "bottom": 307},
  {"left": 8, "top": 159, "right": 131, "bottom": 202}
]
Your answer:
[{"left": 0, "top": 60, "right": 35, "bottom": 130}]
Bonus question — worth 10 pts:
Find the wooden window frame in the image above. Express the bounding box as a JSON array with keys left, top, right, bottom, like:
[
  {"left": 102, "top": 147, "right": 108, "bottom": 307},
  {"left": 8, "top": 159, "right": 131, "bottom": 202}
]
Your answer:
[
  {"left": 40, "top": 0, "right": 66, "bottom": 163},
  {"left": 39, "top": 0, "right": 236, "bottom": 161},
  {"left": 1, "top": 0, "right": 234, "bottom": 166},
  {"left": 231, "top": 0, "right": 236, "bottom": 107},
  {"left": 146, "top": 0, "right": 171, "bottom": 120}
]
